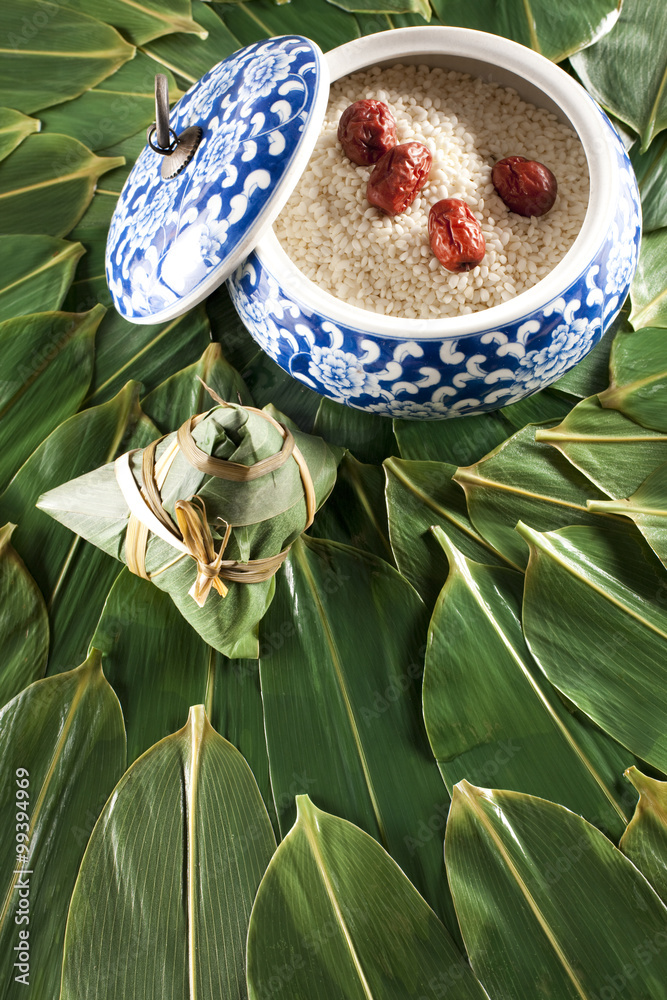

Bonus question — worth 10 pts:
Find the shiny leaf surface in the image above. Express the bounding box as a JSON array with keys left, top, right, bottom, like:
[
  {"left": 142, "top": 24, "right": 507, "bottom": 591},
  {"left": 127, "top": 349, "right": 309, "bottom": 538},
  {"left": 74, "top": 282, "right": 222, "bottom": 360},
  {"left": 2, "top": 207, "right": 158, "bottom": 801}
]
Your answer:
[
  {"left": 629, "top": 228, "right": 667, "bottom": 328},
  {"left": 535, "top": 395, "right": 667, "bottom": 498},
  {"left": 631, "top": 133, "right": 667, "bottom": 232},
  {"left": 384, "top": 457, "right": 508, "bottom": 609},
  {"left": 620, "top": 766, "right": 667, "bottom": 904},
  {"left": 0, "top": 133, "right": 123, "bottom": 237},
  {"left": 588, "top": 462, "right": 667, "bottom": 567},
  {"left": 0, "top": 650, "right": 126, "bottom": 1000},
  {"left": 60, "top": 706, "right": 276, "bottom": 1000},
  {"left": 143, "top": 0, "right": 241, "bottom": 84},
  {"left": 0, "top": 306, "right": 101, "bottom": 491},
  {"left": 0, "top": 236, "right": 84, "bottom": 321},
  {"left": 247, "top": 796, "right": 488, "bottom": 1000},
  {"left": 313, "top": 397, "right": 398, "bottom": 465},
  {"left": 258, "top": 534, "right": 458, "bottom": 934},
  {"left": 0, "top": 523, "right": 48, "bottom": 708},
  {"left": 455, "top": 423, "right": 623, "bottom": 568},
  {"left": 519, "top": 523, "right": 667, "bottom": 774},
  {"left": 221, "top": 0, "right": 360, "bottom": 52},
  {"left": 60, "top": 0, "right": 206, "bottom": 46},
  {"left": 430, "top": 0, "right": 620, "bottom": 62},
  {"left": 599, "top": 325, "right": 667, "bottom": 431},
  {"left": 571, "top": 0, "right": 667, "bottom": 149},
  {"left": 0, "top": 108, "right": 39, "bottom": 162},
  {"left": 424, "top": 528, "right": 633, "bottom": 841},
  {"left": 327, "top": 0, "right": 431, "bottom": 18},
  {"left": 447, "top": 782, "right": 667, "bottom": 1000},
  {"left": 0, "top": 1, "right": 134, "bottom": 114}
]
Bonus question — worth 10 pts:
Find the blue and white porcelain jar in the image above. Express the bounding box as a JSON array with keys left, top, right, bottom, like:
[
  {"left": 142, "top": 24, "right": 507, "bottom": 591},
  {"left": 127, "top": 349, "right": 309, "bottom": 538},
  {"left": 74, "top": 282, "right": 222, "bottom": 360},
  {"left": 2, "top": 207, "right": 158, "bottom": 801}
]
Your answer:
[{"left": 228, "top": 28, "right": 642, "bottom": 419}]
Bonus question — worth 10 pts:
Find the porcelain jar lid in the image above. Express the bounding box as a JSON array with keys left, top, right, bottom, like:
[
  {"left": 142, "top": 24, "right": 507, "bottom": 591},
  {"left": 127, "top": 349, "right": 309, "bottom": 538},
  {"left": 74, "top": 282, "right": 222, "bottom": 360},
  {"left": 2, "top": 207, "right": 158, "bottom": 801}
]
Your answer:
[{"left": 105, "top": 35, "right": 330, "bottom": 325}]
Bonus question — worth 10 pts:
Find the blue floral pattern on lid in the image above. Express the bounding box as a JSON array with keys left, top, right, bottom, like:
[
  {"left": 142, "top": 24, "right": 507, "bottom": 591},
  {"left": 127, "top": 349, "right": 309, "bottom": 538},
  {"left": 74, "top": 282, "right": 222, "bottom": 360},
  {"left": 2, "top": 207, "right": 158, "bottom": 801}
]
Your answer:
[{"left": 106, "top": 36, "right": 328, "bottom": 324}]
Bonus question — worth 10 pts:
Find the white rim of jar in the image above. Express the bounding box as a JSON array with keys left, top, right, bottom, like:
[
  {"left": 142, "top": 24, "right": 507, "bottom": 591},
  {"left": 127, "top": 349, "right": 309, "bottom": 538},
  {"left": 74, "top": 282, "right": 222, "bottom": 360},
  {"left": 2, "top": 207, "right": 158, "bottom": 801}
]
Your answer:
[{"left": 252, "top": 26, "right": 617, "bottom": 341}]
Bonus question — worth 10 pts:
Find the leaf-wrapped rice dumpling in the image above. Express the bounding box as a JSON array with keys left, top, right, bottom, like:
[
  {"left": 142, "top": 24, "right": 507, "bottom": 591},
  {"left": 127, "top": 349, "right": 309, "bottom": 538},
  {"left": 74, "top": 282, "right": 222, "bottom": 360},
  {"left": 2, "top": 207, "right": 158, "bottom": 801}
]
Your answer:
[{"left": 38, "top": 396, "right": 340, "bottom": 657}]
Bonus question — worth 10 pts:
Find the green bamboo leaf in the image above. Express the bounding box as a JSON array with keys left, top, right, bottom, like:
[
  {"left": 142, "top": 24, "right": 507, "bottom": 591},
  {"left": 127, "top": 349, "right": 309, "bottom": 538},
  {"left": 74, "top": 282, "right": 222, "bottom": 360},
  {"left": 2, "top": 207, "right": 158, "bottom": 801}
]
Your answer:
[
  {"left": 518, "top": 522, "right": 667, "bottom": 774},
  {"left": 141, "top": 342, "right": 252, "bottom": 431},
  {"left": 309, "top": 453, "right": 394, "bottom": 563},
  {"left": 0, "top": 108, "right": 39, "bottom": 162},
  {"left": 454, "top": 423, "right": 624, "bottom": 569},
  {"left": 0, "top": 650, "right": 126, "bottom": 1000},
  {"left": 620, "top": 766, "right": 667, "bottom": 904},
  {"left": 326, "top": 0, "right": 431, "bottom": 20},
  {"left": 241, "top": 348, "right": 323, "bottom": 433},
  {"left": 424, "top": 527, "right": 634, "bottom": 840},
  {"left": 571, "top": 0, "right": 667, "bottom": 149},
  {"left": 0, "top": 523, "right": 48, "bottom": 708},
  {"left": 535, "top": 395, "right": 667, "bottom": 499},
  {"left": 248, "top": 795, "right": 488, "bottom": 1000},
  {"left": 60, "top": 0, "right": 206, "bottom": 47},
  {"left": 430, "top": 0, "right": 620, "bottom": 62},
  {"left": 143, "top": 0, "right": 240, "bottom": 85},
  {"left": 60, "top": 705, "right": 276, "bottom": 1000},
  {"left": 384, "top": 457, "right": 509, "bottom": 609},
  {"left": 0, "top": 382, "right": 158, "bottom": 674},
  {"left": 629, "top": 228, "right": 667, "bottom": 329},
  {"left": 394, "top": 388, "right": 571, "bottom": 467},
  {"left": 313, "top": 398, "right": 398, "bottom": 465},
  {"left": 0, "top": 133, "right": 124, "bottom": 237},
  {"left": 588, "top": 462, "right": 667, "bottom": 568},
  {"left": 38, "top": 54, "right": 182, "bottom": 152},
  {"left": 0, "top": 306, "right": 102, "bottom": 491},
  {"left": 92, "top": 571, "right": 273, "bottom": 820},
  {"left": 0, "top": 1, "right": 135, "bottom": 114},
  {"left": 221, "top": 0, "right": 361, "bottom": 53},
  {"left": 599, "top": 326, "right": 667, "bottom": 432},
  {"left": 630, "top": 133, "right": 667, "bottom": 232},
  {"left": 0, "top": 236, "right": 84, "bottom": 321},
  {"left": 258, "top": 534, "right": 458, "bottom": 935},
  {"left": 446, "top": 782, "right": 667, "bottom": 1000}
]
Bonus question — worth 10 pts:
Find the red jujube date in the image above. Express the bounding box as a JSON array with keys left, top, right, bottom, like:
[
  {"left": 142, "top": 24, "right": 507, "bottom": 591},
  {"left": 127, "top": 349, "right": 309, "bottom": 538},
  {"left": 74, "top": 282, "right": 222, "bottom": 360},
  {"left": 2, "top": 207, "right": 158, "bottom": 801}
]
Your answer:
[
  {"left": 366, "top": 141, "right": 432, "bottom": 215},
  {"left": 428, "top": 198, "right": 486, "bottom": 272},
  {"left": 492, "top": 155, "right": 558, "bottom": 216},
  {"left": 337, "top": 100, "right": 398, "bottom": 166}
]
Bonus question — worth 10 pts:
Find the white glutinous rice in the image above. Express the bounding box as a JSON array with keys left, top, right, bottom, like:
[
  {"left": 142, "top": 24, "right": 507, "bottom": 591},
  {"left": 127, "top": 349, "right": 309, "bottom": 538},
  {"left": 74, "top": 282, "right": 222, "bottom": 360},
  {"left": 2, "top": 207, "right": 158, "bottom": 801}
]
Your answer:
[{"left": 274, "top": 64, "right": 590, "bottom": 319}]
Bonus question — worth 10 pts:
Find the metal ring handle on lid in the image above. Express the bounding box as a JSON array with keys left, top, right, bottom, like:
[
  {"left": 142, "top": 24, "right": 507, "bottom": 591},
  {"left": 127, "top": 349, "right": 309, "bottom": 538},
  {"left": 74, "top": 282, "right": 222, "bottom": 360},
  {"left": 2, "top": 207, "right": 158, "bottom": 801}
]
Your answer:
[{"left": 147, "top": 74, "right": 203, "bottom": 181}]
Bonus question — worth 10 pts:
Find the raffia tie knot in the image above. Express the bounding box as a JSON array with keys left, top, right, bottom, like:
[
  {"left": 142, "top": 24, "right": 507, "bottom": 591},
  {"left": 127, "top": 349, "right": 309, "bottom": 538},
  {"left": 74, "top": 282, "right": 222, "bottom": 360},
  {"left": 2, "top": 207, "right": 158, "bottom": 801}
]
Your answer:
[{"left": 174, "top": 497, "right": 232, "bottom": 605}]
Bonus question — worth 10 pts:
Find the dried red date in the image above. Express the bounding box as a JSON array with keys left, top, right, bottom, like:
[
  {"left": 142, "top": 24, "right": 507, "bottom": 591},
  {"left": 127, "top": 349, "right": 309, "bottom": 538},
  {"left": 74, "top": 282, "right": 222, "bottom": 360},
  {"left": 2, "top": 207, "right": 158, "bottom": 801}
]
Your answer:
[
  {"left": 366, "top": 141, "right": 432, "bottom": 215},
  {"left": 337, "top": 100, "right": 398, "bottom": 166},
  {"left": 492, "top": 155, "right": 558, "bottom": 216},
  {"left": 428, "top": 198, "right": 486, "bottom": 272}
]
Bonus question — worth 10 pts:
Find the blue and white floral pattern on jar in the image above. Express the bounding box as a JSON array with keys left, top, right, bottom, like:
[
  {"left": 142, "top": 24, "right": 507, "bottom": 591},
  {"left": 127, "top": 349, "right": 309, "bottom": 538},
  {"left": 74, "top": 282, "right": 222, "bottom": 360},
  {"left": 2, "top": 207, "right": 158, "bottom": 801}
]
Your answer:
[
  {"left": 106, "top": 36, "right": 326, "bottom": 323},
  {"left": 228, "top": 107, "right": 641, "bottom": 420}
]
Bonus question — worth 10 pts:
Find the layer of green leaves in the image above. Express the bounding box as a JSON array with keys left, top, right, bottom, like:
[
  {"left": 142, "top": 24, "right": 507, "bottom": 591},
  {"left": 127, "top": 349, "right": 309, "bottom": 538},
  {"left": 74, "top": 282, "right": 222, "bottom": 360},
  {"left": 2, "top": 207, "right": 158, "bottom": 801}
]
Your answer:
[
  {"left": 0, "top": 523, "right": 48, "bottom": 708},
  {"left": 620, "top": 767, "right": 667, "bottom": 903},
  {"left": 0, "top": 108, "right": 39, "bottom": 162},
  {"left": 629, "top": 229, "right": 667, "bottom": 328}
]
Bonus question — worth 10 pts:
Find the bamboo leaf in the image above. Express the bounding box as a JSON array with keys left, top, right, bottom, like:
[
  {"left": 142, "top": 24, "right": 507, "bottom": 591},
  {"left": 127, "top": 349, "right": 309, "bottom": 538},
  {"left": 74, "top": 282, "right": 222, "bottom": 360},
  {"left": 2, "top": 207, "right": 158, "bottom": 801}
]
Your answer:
[
  {"left": 587, "top": 462, "right": 667, "bottom": 568},
  {"left": 630, "top": 133, "right": 667, "bottom": 233},
  {"left": 60, "top": 0, "right": 207, "bottom": 47},
  {"left": 384, "top": 457, "right": 508, "bottom": 610},
  {"left": 60, "top": 705, "right": 276, "bottom": 1000},
  {"left": 0, "top": 133, "right": 124, "bottom": 237},
  {"left": 0, "top": 1, "right": 135, "bottom": 114},
  {"left": 221, "top": 0, "right": 361, "bottom": 53},
  {"left": 629, "top": 228, "right": 667, "bottom": 329},
  {"left": 0, "top": 306, "right": 102, "bottom": 491},
  {"left": 394, "top": 388, "right": 571, "bottom": 467},
  {"left": 454, "top": 423, "right": 624, "bottom": 569},
  {"left": 0, "top": 382, "right": 158, "bottom": 673},
  {"left": 446, "top": 782, "right": 667, "bottom": 1000},
  {"left": 326, "top": 0, "right": 431, "bottom": 19},
  {"left": 424, "top": 528, "right": 634, "bottom": 841},
  {"left": 0, "top": 108, "right": 39, "bottom": 162},
  {"left": 0, "top": 523, "right": 48, "bottom": 708},
  {"left": 519, "top": 522, "right": 667, "bottom": 774},
  {"left": 430, "top": 0, "right": 620, "bottom": 63},
  {"left": 247, "top": 795, "right": 489, "bottom": 1000},
  {"left": 258, "top": 534, "right": 459, "bottom": 935},
  {"left": 599, "top": 326, "right": 667, "bottom": 432},
  {"left": 313, "top": 398, "right": 398, "bottom": 465},
  {"left": 309, "top": 453, "right": 394, "bottom": 563},
  {"left": 38, "top": 54, "right": 182, "bottom": 152},
  {"left": 0, "top": 650, "right": 126, "bottom": 1000},
  {"left": 143, "top": 0, "right": 241, "bottom": 85},
  {"left": 0, "top": 236, "right": 84, "bottom": 321},
  {"left": 620, "top": 766, "right": 667, "bottom": 904},
  {"left": 240, "top": 348, "right": 323, "bottom": 433},
  {"left": 535, "top": 395, "right": 667, "bottom": 499},
  {"left": 571, "top": 0, "right": 667, "bottom": 149}
]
